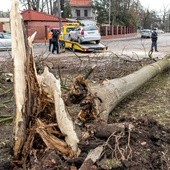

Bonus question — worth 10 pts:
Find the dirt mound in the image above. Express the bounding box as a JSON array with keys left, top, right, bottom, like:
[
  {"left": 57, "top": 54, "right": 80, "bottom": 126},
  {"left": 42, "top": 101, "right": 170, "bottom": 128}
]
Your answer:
[
  {"left": 1, "top": 117, "right": 169, "bottom": 170},
  {"left": 108, "top": 117, "right": 170, "bottom": 169}
]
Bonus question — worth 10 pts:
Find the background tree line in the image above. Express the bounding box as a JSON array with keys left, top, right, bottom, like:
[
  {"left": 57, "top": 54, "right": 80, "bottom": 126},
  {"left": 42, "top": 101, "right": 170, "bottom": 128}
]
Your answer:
[
  {"left": 92, "top": 0, "right": 168, "bottom": 30},
  {"left": 18, "top": 0, "right": 169, "bottom": 30}
]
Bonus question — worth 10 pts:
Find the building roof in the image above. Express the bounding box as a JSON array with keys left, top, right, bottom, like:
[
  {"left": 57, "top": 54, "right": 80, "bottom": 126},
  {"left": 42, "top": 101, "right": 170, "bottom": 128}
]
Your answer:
[
  {"left": 21, "top": 10, "right": 68, "bottom": 22},
  {"left": 69, "top": 0, "right": 92, "bottom": 7},
  {"left": 21, "top": 10, "right": 59, "bottom": 21}
]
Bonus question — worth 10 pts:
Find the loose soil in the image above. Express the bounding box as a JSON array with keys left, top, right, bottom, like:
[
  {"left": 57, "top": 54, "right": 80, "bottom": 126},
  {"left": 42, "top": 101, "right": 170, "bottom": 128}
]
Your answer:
[{"left": 0, "top": 53, "right": 169, "bottom": 170}]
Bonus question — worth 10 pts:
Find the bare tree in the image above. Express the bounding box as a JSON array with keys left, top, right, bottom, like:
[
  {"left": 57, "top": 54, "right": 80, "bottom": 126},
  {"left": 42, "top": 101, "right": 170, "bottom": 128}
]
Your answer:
[
  {"left": 93, "top": 0, "right": 143, "bottom": 27},
  {"left": 19, "top": 0, "right": 55, "bottom": 15},
  {"left": 161, "top": 5, "right": 170, "bottom": 31}
]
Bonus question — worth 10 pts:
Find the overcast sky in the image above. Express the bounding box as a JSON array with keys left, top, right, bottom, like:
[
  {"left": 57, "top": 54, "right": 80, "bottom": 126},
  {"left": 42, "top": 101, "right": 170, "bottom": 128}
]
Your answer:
[
  {"left": 140, "top": 0, "right": 170, "bottom": 12},
  {"left": 0, "top": 0, "right": 170, "bottom": 13}
]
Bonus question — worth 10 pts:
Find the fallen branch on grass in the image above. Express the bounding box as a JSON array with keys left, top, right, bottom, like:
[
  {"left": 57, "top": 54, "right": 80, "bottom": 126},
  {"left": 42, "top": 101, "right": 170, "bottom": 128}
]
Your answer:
[
  {"left": 0, "top": 104, "right": 6, "bottom": 109},
  {"left": 0, "top": 88, "right": 13, "bottom": 97},
  {"left": 0, "top": 116, "right": 13, "bottom": 123}
]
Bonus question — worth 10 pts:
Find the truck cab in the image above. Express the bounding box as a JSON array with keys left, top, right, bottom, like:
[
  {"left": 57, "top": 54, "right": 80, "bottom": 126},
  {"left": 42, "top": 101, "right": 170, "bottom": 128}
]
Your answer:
[{"left": 60, "top": 23, "right": 79, "bottom": 41}]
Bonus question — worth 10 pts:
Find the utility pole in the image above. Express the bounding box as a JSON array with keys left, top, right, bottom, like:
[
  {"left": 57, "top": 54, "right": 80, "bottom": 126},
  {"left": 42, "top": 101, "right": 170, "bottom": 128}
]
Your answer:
[
  {"left": 58, "top": 0, "right": 62, "bottom": 31},
  {"left": 109, "top": 0, "right": 111, "bottom": 25}
]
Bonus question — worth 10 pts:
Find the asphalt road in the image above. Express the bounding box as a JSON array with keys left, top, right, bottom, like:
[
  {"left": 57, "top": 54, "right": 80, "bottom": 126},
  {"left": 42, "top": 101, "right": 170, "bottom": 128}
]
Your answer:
[
  {"left": 102, "top": 33, "right": 170, "bottom": 59},
  {"left": 1, "top": 33, "right": 170, "bottom": 61}
]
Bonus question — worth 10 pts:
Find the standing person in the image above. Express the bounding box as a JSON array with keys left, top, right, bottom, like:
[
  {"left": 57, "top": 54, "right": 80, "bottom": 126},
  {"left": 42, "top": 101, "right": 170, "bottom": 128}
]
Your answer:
[
  {"left": 48, "top": 29, "right": 53, "bottom": 52},
  {"left": 151, "top": 28, "right": 158, "bottom": 52},
  {"left": 51, "top": 29, "right": 60, "bottom": 54}
]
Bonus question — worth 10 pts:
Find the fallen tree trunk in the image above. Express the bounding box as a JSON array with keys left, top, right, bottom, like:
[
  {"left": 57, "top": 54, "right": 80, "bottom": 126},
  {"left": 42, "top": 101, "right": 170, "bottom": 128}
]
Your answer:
[{"left": 90, "top": 56, "right": 170, "bottom": 122}]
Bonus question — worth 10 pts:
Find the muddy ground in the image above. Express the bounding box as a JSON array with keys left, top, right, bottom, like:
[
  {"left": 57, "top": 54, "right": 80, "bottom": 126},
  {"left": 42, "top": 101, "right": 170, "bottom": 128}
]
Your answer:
[{"left": 0, "top": 53, "right": 169, "bottom": 170}]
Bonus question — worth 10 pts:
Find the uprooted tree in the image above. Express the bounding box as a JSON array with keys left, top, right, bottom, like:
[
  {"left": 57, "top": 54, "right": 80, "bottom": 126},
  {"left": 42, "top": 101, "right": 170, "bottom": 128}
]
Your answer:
[{"left": 11, "top": 0, "right": 170, "bottom": 169}]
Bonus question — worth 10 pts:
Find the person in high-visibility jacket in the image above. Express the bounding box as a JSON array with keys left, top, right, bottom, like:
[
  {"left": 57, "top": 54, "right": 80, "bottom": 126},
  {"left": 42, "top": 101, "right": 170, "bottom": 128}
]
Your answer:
[
  {"left": 51, "top": 29, "right": 60, "bottom": 54},
  {"left": 48, "top": 29, "right": 53, "bottom": 52}
]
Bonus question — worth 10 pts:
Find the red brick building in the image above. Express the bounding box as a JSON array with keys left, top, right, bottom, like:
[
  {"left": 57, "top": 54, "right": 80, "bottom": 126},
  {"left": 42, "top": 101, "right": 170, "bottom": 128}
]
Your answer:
[{"left": 21, "top": 10, "right": 68, "bottom": 41}]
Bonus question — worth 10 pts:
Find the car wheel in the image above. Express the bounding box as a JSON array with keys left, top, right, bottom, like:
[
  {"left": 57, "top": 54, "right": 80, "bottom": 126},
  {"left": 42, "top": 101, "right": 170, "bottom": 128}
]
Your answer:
[
  {"left": 96, "top": 40, "right": 100, "bottom": 44},
  {"left": 78, "top": 37, "right": 82, "bottom": 44},
  {"left": 68, "top": 35, "right": 72, "bottom": 41},
  {"left": 72, "top": 45, "right": 75, "bottom": 52}
]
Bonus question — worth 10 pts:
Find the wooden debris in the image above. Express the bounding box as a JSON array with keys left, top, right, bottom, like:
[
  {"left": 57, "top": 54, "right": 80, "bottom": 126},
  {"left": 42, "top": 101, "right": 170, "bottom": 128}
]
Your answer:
[
  {"left": 36, "top": 119, "right": 74, "bottom": 157},
  {"left": 38, "top": 67, "right": 80, "bottom": 155},
  {"left": 85, "top": 121, "right": 134, "bottom": 138},
  {"left": 79, "top": 145, "right": 104, "bottom": 170}
]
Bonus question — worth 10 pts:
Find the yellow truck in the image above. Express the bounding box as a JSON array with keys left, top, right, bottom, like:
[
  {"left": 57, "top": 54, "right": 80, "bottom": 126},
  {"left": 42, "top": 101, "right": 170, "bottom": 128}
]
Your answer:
[
  {"left": 60, "top": 23, "right": 79, "bottom": 40},
  {"left": 59, "top": 23, "right": 107, "bottom": 52}
]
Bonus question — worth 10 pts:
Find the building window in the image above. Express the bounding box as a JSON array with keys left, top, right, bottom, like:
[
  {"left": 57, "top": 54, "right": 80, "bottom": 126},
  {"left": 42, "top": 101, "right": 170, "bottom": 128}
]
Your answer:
[
  {"left": 76, "top": 10, "right": 80, "bottom": 17},
  {"left": 84, "top": 10, "right": 88, "bottom": 17}
]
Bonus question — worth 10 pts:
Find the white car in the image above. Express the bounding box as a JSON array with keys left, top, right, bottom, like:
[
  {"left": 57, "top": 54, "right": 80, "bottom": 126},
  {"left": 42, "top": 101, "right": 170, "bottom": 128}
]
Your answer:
[
  {"left": 0, "top": 32, "right": 11, "bottom": 50},
  {"left": 140, "top": 29, "right": 152, "bottom": 38},
  {"left": 68, "top": 25, "right": 101, "bottom": 44},
  {"left": 156, "top": 29, "right": 164, "bottom": 34}
]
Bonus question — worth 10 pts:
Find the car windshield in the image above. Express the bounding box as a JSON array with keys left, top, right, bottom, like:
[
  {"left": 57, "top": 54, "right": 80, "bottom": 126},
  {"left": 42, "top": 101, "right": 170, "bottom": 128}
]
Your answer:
[
  {"left": 84, "top": 25, "right": 98, "bottom": 31},
  {"left": 66, "top": 28, "right": 75, "bottom": 33},
  {"left": 0, "top": 33, "right": 11, "bottom": 39},
  {"left": 141, "top": 29, "right": 150, "bottom": 32}
]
